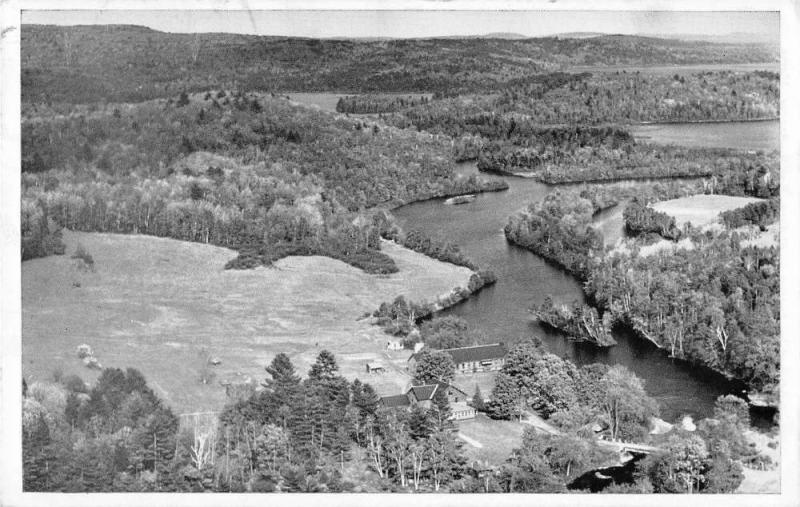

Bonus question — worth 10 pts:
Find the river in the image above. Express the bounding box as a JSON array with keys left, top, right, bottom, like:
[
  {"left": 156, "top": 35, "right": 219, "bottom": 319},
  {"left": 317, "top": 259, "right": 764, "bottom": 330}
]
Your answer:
[
  {"left": 394, "top": 162, "right": 754, "bottom": 422},
  {"left": 288, "top": 89, "right": 777, "bottom": 424}
]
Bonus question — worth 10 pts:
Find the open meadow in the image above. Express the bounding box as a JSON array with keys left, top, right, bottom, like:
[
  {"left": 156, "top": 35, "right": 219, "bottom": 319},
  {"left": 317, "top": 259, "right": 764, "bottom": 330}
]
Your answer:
[
  {"left": 22, "top": 230, "right": 473, "bottom": 413},
  {"left": 650, "top": 194, "right": 764, "bottom": 229}
]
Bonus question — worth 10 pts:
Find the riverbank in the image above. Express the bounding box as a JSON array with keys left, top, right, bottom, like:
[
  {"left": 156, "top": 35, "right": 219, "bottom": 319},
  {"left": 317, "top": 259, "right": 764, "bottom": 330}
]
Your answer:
[
  {"left": 386, "top": 180, "right": 509, "bottom": 210},
  {"left": 634, "top": 116, "right": 779, "bottom": 126}
]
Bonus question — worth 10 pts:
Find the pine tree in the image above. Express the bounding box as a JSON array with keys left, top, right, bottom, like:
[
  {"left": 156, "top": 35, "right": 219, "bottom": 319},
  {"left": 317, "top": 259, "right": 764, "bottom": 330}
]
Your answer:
[
  {"left": 308, "top": 350, "right": 338, "bottom": 382},
  {"left": 407, "top": 405, "right": 434, "bottom": 441},
  {"left": 432, "top": 386, "right": 453, "bottom": 429},
  {"left": 472, "top": 385, "right": 486, "bottom": 412}
]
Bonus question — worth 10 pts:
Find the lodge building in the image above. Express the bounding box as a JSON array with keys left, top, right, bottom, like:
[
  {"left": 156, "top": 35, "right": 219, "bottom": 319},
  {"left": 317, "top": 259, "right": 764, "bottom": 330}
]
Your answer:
[{"left": 408, "top": 343, "right": 507, "bottom": 375}]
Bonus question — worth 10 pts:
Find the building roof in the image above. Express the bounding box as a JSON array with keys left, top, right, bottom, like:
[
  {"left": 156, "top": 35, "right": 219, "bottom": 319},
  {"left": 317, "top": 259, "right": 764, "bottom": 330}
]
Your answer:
[
  {"left": 366, "top": 362, "right": 385, "bottom": 369},
  {"left": 407, "top": 381, "right": 467, "bottom": 402},
  {"left": 408, "top": 384, "right": 439, "bottom": 402},
  {"left": 441, "top": 343, "right": 506, "bottom": 365},
  {"left": 379, "top": 394, "right": 411, "bottom": 408}
]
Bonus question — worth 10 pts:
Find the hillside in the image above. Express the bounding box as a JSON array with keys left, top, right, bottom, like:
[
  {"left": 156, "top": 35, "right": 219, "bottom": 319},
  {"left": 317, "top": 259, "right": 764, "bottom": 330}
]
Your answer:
[
  {"left": 21, "top": 24, "right": 778, "bottom": 103},
  {"left": 22, "top": 230, "right": 474, "bottom": 412}
]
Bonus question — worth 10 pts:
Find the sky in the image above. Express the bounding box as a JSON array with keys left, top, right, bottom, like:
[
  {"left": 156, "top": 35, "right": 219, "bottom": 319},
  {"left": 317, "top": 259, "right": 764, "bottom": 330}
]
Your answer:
[{"left": 21, "top": 10, "right": 779, "bottom": 40}]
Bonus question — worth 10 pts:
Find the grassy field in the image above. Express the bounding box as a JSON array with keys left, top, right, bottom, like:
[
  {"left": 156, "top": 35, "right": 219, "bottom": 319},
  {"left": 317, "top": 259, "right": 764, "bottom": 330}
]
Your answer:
[
  {"left": 456, "top": 413, "right": 526, "bottom": 465},
  {"left": 628, "top": 194, "right": 774, "bottom": 258},
  {"left": 22, "top": 230, "right": 473, "bottom": 413},
  {"left": 650, "top": 194, "right": 764, "bottom": 229}
]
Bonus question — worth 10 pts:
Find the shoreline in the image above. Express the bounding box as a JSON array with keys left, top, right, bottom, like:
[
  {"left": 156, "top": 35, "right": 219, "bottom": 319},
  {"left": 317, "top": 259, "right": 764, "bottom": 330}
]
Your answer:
[
  {"left": 632, "top": 116, "right": 779, "bottom": 126},
  {"left": 503, "top": 225, "right": 774, "bottom": 409},
  {"left": 387, "top": 182, "right": 509, "bottom": 211}
]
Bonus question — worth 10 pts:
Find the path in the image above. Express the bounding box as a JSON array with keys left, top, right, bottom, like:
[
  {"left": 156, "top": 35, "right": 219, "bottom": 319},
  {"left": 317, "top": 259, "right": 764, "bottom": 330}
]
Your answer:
[
  {"left": 457, "top": 433, "right": 484, "bottom": 448},
  {"left": 520, "top": 410, "right": 561, "bottom": 435}
]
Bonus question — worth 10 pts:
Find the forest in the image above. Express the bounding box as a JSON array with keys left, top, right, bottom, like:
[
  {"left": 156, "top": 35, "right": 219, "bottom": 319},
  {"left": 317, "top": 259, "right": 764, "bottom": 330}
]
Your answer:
[
  {"left": 22, "top": 25, "right": 777, "bottom": 103},
  {"left": 23, "top": 346, "right": 760, "bottom": 493},
  {"left": 383, "top": 70, "right": 779, "bottom": 134},
  {"left": 21, "top": 91, "right": 505, "bottom": 271},
  {"left": 505, "top": 181, "right": 780, "bottom": 393}
]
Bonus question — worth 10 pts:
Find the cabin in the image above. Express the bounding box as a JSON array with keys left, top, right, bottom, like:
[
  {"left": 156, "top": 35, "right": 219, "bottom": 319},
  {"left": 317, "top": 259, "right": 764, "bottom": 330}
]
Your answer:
[
  {"left": 378, "top": 382, "right": 476, "bottom": 420},
  {"left": 408, "top": 343, "right": 507, "bottom": 375},
  {"left": 386, "top": 338, "right": 404, "bottom": 351},
  {"left": 365, "top": 362, "right": 386, "bottom": 374}
]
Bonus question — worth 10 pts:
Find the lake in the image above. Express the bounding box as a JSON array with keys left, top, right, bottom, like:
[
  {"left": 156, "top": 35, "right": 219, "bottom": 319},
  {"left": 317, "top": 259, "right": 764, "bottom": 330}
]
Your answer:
[
  {"left": 567, "top": 62, "right": 779, "bottom": 76},
  {"left": 631, "top": 119, "right": 779, "bottom": 151}
]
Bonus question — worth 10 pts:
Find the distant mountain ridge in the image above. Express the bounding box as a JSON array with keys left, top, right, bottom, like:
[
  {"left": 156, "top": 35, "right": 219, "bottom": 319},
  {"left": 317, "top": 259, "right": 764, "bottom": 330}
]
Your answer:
[
  {"left": 22, "top": 24, "right": 779, "bottom": 103},
  {"left": 641, "top": 32, "right": 779, "bottom": 45}
]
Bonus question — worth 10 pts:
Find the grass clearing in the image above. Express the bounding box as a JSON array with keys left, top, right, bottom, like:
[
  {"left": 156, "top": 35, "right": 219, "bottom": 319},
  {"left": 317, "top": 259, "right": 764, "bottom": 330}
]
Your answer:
[
  {"left": 650, "top": 194, "right": 764, "bottom": 229},
  {"left": 22, "top": 230, "right": 473, "bottom": 413},
  {"left": 456, "top": 414, "right": 526, "bottom": 465}
]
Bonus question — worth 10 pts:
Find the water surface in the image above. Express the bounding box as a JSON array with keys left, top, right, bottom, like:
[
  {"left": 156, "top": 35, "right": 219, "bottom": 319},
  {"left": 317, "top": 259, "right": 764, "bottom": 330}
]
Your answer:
[
  {"left": 395, "top": 162, "right": 753, "bottom": 422},
  {"left": 631, "top": 120, "right": 779, "bottom": 151}
]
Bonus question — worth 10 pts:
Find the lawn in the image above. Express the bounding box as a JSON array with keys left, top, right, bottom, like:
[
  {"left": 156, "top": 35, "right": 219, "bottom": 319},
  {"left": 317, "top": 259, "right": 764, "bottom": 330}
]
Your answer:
[
  {"left": 22, "top": 230, "right": 473, "bottom": 413},
  {"left": 456, "top": 414, "right": 526, "bottom": 465}
]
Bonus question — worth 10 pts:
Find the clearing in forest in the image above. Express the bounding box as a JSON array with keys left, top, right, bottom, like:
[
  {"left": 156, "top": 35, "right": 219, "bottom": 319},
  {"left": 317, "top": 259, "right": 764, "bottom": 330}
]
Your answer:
[
  {"left": 22, "top": 230, "right": 473, "bottom": 413},
  {"left": 649, "top": 194, "right": 764, "bottom": 229}
]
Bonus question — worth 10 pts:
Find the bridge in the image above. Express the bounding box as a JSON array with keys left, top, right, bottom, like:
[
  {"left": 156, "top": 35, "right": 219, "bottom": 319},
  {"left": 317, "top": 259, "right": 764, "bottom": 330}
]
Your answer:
[
  {"left": 520, "top": 410, "right": 662, "bottom": 455},
  {"left": 597, "top": 439, "right": 662, "bottom": 455}
]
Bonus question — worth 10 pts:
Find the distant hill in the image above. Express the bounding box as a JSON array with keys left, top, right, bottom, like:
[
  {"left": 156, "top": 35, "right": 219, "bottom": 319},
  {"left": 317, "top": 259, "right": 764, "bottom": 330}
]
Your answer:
[
  {"left": 21, "top": 24, "right": 779, "bottom": 103},
  {"left": 469, "top": 32, "right": 530, "bottom": 39},
  {"left": 553, "top": 32, "right": 606, "bottom": 39},
  {"left": 643, "top": 32, "right": 779, "bottom": 45}
]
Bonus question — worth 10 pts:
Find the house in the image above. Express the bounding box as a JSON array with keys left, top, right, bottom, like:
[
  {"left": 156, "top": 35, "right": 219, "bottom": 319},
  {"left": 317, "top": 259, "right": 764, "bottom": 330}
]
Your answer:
[
  {"left": 378, "top": 382, "right": 476, "bottom": 420},
  {"left": 386, "top": 338, "right": 404, "bottom": 351},
  {"left": 408, "top": 343, "right": 507, "bottom": 375},
  {"left": 365, "top": 362, "right": 386, "bottom": 374}
]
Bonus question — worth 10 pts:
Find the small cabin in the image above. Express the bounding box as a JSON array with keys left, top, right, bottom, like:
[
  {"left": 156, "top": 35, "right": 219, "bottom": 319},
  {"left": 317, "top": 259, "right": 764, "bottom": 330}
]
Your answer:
[
  {"left": 387, "top": 338, "right": 404, "bottom": 351},
  {"left": 366, "top": 362, "right": 386, "bottom": 374}
]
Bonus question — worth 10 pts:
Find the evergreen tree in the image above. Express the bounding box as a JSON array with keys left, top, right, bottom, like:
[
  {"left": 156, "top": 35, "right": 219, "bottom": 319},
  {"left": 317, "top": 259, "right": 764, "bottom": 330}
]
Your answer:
[
  {"left": 308, "top": 350, "right": 338, "bottom": 382},
  {"left": 432, "top": 386, "right": 453, "bottom": 429},
  {"left": 407, "top": 405, "right": 434, "bottom": 441},
  {"left": 471, "top": 385, "right": 486, "bottom": 412}
]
